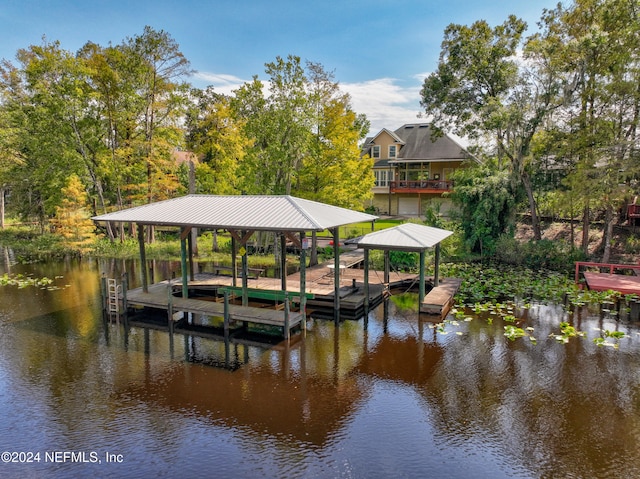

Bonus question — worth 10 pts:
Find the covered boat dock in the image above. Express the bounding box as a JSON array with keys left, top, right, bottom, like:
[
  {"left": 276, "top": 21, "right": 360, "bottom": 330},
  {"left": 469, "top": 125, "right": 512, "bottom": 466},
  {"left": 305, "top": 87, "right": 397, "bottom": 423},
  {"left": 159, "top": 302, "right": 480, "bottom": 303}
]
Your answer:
[{"left": 93, "top": 194, "right": 378, "bottom": 338}]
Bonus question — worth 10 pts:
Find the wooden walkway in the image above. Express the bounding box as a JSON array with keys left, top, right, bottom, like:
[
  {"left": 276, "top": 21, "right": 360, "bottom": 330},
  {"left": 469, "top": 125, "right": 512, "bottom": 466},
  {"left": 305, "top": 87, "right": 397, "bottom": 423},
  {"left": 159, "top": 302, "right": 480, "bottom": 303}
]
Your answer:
[
  {"left": 420, "top": 278, "right": 462, "bottom": 317},
  {"left": 125, "top": 281, "right": 304, "bottom": 339}
]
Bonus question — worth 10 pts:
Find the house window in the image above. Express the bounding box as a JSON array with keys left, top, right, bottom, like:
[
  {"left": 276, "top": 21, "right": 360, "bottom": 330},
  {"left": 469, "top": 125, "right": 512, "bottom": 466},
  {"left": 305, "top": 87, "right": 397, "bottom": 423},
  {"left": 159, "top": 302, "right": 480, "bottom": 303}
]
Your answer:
[
  {"left": 389, "top": 145, "right": 397, "bottom": 158},
  {"left": 372, "top": 145, "right": 380, "bottom": 159},
  {"left": 374, "top": 170, "right": 388, "bottom": 187}
]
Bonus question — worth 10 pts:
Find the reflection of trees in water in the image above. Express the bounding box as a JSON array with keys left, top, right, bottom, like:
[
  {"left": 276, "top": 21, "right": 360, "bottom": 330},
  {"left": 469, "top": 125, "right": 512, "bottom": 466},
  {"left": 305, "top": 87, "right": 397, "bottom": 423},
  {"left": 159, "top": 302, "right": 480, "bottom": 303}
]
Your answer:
[
  {"left": 420, "top": 304, "right": 640, "bottom": 478},
  {"left": 4, "top": 262, "right": 640, "bottom": 479}
]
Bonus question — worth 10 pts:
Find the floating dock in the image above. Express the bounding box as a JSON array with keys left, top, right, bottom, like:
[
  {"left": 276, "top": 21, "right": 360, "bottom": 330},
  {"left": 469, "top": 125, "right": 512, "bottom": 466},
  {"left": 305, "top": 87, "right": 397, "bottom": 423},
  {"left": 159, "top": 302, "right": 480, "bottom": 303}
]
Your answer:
[{"left": 419, "top": 278, "right": 462, "bottom": 317}]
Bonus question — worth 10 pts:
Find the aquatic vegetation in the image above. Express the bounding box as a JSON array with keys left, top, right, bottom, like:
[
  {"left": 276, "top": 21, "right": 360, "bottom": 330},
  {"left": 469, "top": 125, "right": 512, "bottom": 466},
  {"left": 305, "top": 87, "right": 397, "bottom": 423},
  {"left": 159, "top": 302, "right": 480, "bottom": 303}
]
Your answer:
[
  {"left": 435, "top": 263, "right": 634, "bottom": 352},
  {"left": 604, "top": 329, "right": 626, "bottom": 339},
  {"left": 551, "top": 321, "right": 585, "bottom": 343},
  {"left": 504, "top": 325, "right": 526, "bottom": 341},
  {"left": 0, "top": 273, "right": 54, "bottom": 288},
  {"left": 444, "top": 262, "right": 575, "bottom": 305},
  {"left": 592, "top": 328, "right": 626, "bottom": 348}
]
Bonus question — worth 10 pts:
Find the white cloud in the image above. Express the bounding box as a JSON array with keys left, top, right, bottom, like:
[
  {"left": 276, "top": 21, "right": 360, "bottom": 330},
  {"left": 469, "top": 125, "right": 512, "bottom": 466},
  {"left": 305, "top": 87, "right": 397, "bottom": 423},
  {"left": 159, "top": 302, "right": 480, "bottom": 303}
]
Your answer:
[
  {"left": 341, "top": 77, "right": 425, "bottom": 134},
  {"left": 190, "top": 71, "right": 247, "bottom": 96},
  {"left": 191, "top": 72, "right": 428, "bottom": 134}
]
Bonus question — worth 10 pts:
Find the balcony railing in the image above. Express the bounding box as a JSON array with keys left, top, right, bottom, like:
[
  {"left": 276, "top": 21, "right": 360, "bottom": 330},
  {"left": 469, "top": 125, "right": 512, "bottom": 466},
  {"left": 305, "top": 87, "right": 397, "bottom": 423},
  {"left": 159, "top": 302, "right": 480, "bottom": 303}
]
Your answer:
[{"left": 389, "top": 179, "right": 454, "bottom": 192}]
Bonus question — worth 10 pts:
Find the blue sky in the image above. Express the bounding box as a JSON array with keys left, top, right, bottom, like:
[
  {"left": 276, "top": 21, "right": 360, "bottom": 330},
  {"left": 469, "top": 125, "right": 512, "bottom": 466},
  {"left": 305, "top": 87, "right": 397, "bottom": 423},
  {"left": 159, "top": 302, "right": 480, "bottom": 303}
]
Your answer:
[{"left": 1, "top": 0, "right": 560, "bottom": 133}]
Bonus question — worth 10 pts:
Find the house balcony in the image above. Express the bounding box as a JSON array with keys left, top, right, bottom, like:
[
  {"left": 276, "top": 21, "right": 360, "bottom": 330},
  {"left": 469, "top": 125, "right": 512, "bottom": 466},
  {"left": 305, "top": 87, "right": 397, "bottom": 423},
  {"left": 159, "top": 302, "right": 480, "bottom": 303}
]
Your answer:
[{"left": 389, "top": 180, "right": 454, "bottom": 194}]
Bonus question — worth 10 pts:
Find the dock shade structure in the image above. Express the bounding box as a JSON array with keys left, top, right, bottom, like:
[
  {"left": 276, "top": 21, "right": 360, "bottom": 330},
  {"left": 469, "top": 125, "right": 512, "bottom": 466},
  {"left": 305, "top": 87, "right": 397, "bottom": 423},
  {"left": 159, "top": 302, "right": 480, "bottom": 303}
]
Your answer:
[
  {"left": 92, "top": 194, "right": 378, "bottom": 315},
  {"left": 356, "top": 223, "right": 453, "bottom": 310}
]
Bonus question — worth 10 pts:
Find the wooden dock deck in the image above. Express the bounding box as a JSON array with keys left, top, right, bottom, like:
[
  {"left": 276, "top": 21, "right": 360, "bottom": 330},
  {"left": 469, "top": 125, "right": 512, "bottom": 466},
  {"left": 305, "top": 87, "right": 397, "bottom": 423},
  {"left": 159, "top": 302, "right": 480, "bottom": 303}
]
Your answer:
[
  {"left": 582, "top": 272, "right": 640, "bottom": 295},
  {"left": 576, "top": 261, "right": 640, "bottom": 295},
  {"left": 419, "top": 278, "right": 462, "bottom": 317},
  {"left": 115, "top": 253, "right": 448, "bottom": 334},
  {"left": 125, "top": 281, "right": 304, "bottom": 339}
]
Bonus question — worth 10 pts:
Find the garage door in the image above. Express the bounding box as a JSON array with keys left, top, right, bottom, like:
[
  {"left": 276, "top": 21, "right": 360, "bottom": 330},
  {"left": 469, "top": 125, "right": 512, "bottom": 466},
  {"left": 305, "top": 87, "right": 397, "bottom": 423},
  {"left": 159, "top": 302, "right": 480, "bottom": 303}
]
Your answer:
[{"left": 398, "top": 197, "right": 419, "bottom": 216}]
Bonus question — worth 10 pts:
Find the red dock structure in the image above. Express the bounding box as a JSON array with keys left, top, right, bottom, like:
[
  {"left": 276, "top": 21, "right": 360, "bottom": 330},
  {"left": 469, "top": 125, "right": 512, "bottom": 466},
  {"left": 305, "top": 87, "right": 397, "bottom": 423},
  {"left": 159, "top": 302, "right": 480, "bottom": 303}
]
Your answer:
[{"left": 575, "top": 261, "right": 640, "bottom": 295}]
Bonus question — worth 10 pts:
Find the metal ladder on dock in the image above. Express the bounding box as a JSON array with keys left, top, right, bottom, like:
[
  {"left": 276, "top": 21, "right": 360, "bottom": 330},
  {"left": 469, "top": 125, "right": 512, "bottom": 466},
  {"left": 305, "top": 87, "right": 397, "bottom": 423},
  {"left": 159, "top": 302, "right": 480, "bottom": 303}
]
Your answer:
[{"left": 107, "top": 278, "right": 121, "bottom": 315}]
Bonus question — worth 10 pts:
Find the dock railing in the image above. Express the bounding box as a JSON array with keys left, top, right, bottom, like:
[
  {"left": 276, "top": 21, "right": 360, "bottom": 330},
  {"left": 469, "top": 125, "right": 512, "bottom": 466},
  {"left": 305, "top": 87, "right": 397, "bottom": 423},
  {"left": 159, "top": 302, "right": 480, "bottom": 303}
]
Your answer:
[{"left": 574, "top": 261, "right": 640, "bottom": 284}]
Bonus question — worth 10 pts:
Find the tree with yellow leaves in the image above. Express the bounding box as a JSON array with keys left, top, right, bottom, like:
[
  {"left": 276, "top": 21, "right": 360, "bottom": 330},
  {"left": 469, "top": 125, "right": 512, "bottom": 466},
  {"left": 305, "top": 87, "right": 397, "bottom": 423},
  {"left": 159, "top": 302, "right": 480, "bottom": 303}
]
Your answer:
[{"left": 52, "top": 175, "right": 98, "bottom": 252}]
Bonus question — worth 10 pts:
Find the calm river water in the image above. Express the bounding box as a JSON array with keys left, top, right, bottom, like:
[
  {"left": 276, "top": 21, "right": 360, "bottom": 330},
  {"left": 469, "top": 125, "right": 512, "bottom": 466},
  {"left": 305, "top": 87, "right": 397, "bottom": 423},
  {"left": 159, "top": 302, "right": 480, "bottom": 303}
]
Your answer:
[{"left": 1, "top": 250, "right": 640, "bottom": 478}]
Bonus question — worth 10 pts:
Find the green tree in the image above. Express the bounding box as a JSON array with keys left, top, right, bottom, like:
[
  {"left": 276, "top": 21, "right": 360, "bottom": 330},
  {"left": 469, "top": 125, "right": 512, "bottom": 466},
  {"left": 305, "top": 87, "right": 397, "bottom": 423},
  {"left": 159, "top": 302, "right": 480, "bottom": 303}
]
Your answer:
[
  {"left": 296, "top": 62, "right": 373, "bottom": 209},
  {"left": 185, "top": 86, "right": 249, "bottom": 194},
  {"left": 234, "top": 55, "right": 312, "bottom": 195},
  {"left": 233, "top": 56, "right": 373, "bottom": 207},
  {"left": 538, "top": 0, "right": 640, "bottom": 260},
  {"left": 123, "top": 26, "right": 191, "bottom": 207},
  {"left": 0, "top": 40, "right": 87, "bottom": 230},
  {"left": 421, "top": 15, "right": 565, "bottom": 241},
  {"left": 449, "top": 159, "right": 521, "bottom": 256}
]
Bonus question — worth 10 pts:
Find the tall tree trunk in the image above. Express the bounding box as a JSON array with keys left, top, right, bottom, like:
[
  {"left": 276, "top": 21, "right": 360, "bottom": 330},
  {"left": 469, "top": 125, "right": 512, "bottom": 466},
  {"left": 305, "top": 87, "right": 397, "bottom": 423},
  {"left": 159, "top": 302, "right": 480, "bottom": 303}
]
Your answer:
[
  {"left": 581, "top": 203, "right": 590, "bottom": 255},
  {"left": 522, "top": 171, "right": 541, "bottom": 240},
  {"left": 600, "top": 203, "right": 615, "bottom": 264},
  {"left": 310, "top": 231, "right": 318, "bottom": 266},
  {"left": 0, "top": 187, "right": 4, "bottom": 229}
]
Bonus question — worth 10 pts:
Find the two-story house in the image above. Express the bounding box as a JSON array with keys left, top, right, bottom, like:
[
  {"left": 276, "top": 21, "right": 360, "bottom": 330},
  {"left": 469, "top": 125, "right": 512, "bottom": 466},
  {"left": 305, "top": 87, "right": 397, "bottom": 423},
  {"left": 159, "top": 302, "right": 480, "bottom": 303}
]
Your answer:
[{"left": 362, "top": 123, "right": 473, "bottom": 217}]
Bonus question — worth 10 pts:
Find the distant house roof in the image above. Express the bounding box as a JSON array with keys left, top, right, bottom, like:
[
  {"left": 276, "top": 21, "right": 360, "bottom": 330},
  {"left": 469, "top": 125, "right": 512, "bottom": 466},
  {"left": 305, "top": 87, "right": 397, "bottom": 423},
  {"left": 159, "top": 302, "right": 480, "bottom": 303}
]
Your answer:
[
  {"left": 392, "top": 124, "right": 469, "bottom": 161},
  {"left": 357, "top": 223, "right": 453, "bottom": 252},
  {"left": 92, "top": 195, "right": 377, "bottom": 232},
  {"left": 361, "top": 123, "right": 473, "bottom": 163},
  {"left": 365, "top": 128, "right": 405, "bottom": 146}
]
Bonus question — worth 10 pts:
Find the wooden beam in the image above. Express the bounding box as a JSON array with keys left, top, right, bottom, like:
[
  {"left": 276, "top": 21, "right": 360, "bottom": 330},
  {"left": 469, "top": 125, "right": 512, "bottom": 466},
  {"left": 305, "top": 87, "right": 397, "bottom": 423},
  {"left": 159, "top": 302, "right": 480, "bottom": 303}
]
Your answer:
[
  {"left": 227, "top": 229, "right": 254, "bottom": 245},
  {"left": 284, "top": 231, "right": 301, "bottom": 248},
  {"left": 180, "top": 226, "right": 192, "bottom": 240}
]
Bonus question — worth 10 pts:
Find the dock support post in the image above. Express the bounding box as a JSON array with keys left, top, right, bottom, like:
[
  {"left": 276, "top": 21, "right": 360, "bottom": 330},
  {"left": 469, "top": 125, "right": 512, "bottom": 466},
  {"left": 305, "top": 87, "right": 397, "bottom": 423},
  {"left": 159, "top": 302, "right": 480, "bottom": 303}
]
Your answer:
[
  {"left": 180, "top": 228, "right": 189, "bottom": 299},
  {"left": 364, "top": 249, "right": 370, "bottom": 312},
  {"left": 419, "top": 250, "right": 426, "bottom": 302},
  {"left": 137, "top": 224, "right": 148, "bottom": 293},
  {"left": 223, "top": 289, "right": 230, "bottom": 341},
  {"left": 434, "top": 244, "right": 441, "bottom": 287},
  {"left": 384, "top": 250, "right": 390, "bottom": 287},
  {"left": 284, "top": 292, "right": 290, "bottom": 341},
  {"left": 333, "top": 227, "right": 340, "bottom": 322},
  {"left": 300, "top": 231, "right": 307, "bottom": 325},
  {"left": 241, "top": 247, "right": 248, "bottom": 307},
  {"left": 231, "top": 236, "right": 238, "bottom": 287},
  {"left": 280, "top": 234, "right": 287, "bottom": 291}
]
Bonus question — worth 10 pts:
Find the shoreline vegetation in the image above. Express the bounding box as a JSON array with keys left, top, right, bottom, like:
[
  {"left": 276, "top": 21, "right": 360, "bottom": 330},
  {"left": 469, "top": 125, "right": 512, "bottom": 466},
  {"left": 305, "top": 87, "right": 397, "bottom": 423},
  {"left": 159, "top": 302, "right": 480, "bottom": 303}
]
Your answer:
[{"left": 2, "top": 220, "right": 639, "bottom": 310}]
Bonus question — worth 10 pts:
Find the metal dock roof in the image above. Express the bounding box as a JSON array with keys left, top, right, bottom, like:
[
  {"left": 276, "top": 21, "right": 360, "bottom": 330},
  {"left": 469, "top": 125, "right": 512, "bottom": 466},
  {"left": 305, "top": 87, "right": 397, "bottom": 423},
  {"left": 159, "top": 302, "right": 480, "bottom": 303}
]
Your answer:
[{"left": 92, "top": 195, "right": 378, "bottom": 232}]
